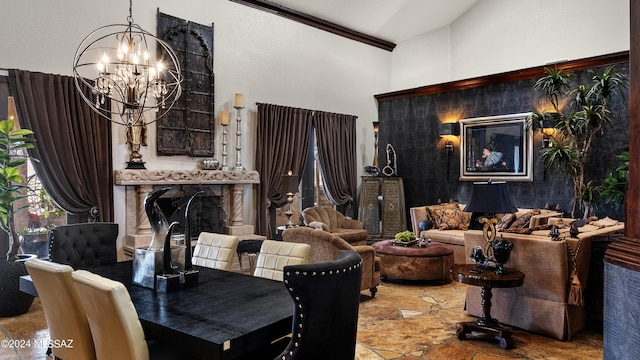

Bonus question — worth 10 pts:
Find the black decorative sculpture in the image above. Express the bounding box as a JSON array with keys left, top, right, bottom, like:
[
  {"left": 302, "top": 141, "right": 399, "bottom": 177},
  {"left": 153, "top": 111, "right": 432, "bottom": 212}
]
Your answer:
[{"left": 144, "top": 187, "right": 171, "bottom": 250}]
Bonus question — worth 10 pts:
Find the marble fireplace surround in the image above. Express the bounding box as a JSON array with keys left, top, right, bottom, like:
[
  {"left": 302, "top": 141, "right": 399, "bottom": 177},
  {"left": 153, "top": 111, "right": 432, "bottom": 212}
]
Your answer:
[{"left": 115, "top": 169, "right": 264, "bottom": 256}]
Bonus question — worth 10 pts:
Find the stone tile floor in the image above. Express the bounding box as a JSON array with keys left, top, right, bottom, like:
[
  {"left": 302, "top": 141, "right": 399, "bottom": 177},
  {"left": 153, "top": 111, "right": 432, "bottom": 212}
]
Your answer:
[
  {"left": 0, "top": 278, "right": 603, "bottom": 360},
  {"left": 355, "top": 280, "right": 603, "bottom": 359}
]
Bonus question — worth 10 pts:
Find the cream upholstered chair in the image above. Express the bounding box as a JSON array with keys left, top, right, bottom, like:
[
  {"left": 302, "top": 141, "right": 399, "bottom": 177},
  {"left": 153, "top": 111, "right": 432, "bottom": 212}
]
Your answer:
[
  {"left": 25, "top": 259, "right": 96, "bottom": 360},
  {"left": 253, "top": 240, "right": 310, "bottom": 281},
  {"left": 72, "top": 270, "right": 192, "bottom": 360},
  {"left": 191, "top": 232, "right": 239, "bottom": 271}
]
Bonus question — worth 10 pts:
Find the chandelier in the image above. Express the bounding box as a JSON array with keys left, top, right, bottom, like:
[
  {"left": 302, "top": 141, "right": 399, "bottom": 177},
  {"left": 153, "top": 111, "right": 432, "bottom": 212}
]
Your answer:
[{"left": 72, "top": 0, "right": 182, "bottom": 129}]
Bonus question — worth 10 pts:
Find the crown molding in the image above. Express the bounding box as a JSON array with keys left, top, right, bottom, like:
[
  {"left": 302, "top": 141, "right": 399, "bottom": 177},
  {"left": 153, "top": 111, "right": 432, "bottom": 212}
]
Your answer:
[{"left": 375, "top": 51, "right": 629, "bottom": 103}]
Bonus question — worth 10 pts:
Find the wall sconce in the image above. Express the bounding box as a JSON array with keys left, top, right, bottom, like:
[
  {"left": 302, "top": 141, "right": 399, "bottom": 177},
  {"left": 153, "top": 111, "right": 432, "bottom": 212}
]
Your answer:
[
  {"left": 439, "top": 122, "right": 460, "bottom": 152},
  {"left": 542, "top": 125, "right": 555, "bottom": 148},
  {"left": 372, "top": 122, "right": 379, "bottom": 167}
]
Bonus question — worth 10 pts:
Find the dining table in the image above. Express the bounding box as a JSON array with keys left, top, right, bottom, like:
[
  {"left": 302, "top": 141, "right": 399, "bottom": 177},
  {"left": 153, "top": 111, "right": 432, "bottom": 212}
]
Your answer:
[{"left": 87, "top": 260, "right": 294, "bottom": 360}]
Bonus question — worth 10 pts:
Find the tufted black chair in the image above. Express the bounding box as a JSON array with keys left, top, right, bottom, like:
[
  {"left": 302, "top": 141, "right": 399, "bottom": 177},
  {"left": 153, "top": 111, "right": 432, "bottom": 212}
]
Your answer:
[
  {"left": 276, "top": 250, "right": 363, "bottom": 360},
  {"left": 48, "top": 223, "right": 118, "bottom": 269}
]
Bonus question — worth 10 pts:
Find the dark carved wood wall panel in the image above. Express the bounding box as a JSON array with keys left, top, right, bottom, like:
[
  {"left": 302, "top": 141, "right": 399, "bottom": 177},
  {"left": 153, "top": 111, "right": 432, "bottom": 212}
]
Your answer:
[{"left": 157, "top": 11, "right": 215, "bottom": 157}]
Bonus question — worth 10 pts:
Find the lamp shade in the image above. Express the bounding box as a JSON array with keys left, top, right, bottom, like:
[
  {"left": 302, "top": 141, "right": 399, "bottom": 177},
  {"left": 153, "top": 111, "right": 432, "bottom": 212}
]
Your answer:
[
  {"left": 464, "top": 181, "right": 517, "bottom": 214},
  {"left": 439, "top": 122, "right": 460, "bottom": 137},
  {"left": 281, "top": 173, "right": 299, "bottom": 194}
]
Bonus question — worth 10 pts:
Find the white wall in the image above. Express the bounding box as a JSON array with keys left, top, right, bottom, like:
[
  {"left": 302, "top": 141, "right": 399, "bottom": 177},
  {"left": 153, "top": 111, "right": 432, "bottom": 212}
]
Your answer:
[
  {"left": 0, "top": 0, "right": 391, "bottom": 256},
  {"left": 391, "top": 0, "right": 630, "bottom": 90}
]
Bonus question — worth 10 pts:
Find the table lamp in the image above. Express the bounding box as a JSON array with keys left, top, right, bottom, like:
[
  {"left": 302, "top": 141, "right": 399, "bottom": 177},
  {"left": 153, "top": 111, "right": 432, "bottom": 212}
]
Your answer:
[
  {"left": 281, "top": 171, "right": 299, "bottom": 228},
  {"left": 464, "top": 181, "right": 517, "bottom": 274}
]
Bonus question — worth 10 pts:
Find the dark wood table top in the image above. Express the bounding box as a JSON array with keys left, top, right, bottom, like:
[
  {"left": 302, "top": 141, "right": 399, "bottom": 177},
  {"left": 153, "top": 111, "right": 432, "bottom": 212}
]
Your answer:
[
  {"left": 450, "top": 264, "right": 525, "bottom": 288},
  {"left": 90, "top": 261, "right": 293, "bottom": 360}
]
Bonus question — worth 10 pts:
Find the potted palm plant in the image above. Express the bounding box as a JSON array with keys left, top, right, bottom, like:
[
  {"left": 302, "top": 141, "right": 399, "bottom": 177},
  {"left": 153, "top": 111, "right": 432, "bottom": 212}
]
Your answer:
[
  {"left": 0, "top": 118, "right": 37, "bottom": 316},
  {"left": 528, "top": 65, "right": 626, "bottom": 219}
]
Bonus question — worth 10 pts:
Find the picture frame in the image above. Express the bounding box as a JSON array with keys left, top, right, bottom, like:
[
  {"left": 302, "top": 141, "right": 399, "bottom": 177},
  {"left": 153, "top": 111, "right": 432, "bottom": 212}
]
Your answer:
[{"left": 459, "top": 112, "right": 533, "bottom": 182}]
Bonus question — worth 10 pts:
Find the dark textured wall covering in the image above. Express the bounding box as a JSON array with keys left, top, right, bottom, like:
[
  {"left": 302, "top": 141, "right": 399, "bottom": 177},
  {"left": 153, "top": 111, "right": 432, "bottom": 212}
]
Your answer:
[{"left": 377, "top": 65, "right": 629, "bottom": 230}]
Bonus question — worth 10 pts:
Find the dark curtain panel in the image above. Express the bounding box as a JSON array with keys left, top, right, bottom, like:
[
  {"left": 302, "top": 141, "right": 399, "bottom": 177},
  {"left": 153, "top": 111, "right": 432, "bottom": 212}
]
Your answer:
[
  {"left": 8, "top": 70, "right": 114, "bottom": 222},
  {"left": 314, "top": 111, "right": 358, "bottom": 217},
  {"left": 255, "top": 103, "right": 313, "bottom": 236}
]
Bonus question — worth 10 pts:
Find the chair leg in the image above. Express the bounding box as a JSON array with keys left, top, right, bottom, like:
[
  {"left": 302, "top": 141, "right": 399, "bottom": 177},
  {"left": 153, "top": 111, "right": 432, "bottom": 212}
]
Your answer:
[
  {"left": 370, "top": 287, "right": 377, "bottom": 298},
  {"left": 237, "top": 253, "right": 244, "bottom": 273}
]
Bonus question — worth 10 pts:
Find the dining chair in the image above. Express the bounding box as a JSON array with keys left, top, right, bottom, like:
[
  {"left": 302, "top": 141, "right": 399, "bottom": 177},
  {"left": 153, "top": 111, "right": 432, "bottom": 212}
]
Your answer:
[
  {"left": 276, "top": 250, "right": 363, "bottom": 360},
  {"left": 25, "top": 258, "right": 96, "bottom": 360},
  {"left": 72, "top": 269, "right": 193, "bottom": 360},
  {"left": 48, "top": 222, "right": 118, "bottom": 269},
  {"left": 253, "top": 240, "right": 310, "bottom": 281},
  {"left": 191, "top": 232, "right": 239, "bottom": 271}
]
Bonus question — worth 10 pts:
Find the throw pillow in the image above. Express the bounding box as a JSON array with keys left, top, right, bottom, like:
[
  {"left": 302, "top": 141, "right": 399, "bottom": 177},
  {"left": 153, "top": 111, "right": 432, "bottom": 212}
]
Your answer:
[
  {"left": 590, "top": 217, "right": 619, "bottom": 228},
  {"left": 496, "top": 213, "right": 516, "bottom": 231},
  {"left": 425, "top": 202, "right": 460, "bottom": 228},
  {"left": 509, "top": 209, "right": 541, "bottom": 229},
  {"left": 434, "top": 208, "right": 468, "bottom": 231}
]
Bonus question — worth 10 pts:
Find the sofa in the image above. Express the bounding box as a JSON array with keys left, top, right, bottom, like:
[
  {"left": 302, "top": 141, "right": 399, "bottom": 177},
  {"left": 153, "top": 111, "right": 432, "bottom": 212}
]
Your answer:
[
  {"left": 465, "top": 230, "right": 580, "bottom": 340},
  {"left": 302, "top": 206, "right": 368, "bottom": 246},
  {"left": 409, "top": 202, "right": 562, "bottom": 264},
  {"left": 282, "top": 226, "right": 380, "bottom": 297}
]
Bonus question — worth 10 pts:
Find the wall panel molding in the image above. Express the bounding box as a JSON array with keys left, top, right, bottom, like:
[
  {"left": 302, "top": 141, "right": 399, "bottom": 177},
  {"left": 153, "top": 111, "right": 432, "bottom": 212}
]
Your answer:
[{"left": 375, "top": 51, "right": 629, "bottom": 103}]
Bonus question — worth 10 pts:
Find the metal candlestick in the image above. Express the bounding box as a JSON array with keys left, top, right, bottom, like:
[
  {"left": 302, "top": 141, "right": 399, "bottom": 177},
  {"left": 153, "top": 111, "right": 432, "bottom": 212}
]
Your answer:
[
  {"left": 233, "top": 106, "right": 245, "bottom": 171},
  {"left": 221, "top": 123, "right": 229, "bottom": 171}
]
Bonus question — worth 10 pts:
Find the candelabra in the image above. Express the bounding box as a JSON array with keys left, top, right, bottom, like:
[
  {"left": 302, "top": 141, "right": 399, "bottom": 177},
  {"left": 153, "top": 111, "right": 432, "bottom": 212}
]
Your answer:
[
  {"left": 233, "top": 105, "right": 245, "bottom": 171},
  {"left": 281, "top": 171, "right": 299, "bottom": 228},
  {"left": 221, "top": 123, "right": 229, "bottom": 171}
]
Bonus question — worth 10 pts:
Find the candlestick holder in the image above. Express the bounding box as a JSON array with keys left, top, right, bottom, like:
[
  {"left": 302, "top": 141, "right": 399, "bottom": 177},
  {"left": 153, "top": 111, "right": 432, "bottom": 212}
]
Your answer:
[
  {"left": 221, "top": 123, "right": 229, "bottom": 171},
  {"left": 233, "top": 105, "right": 245, "bottom": 171}
]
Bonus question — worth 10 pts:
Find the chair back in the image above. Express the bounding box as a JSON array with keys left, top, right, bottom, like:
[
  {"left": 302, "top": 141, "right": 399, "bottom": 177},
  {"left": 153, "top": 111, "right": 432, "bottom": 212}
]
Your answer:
[
  {"left": 301, "top": 207, "right": 345, "bottom": 230},
  {"left": 25, "top": 259, "right": 96, "bottom": 360},
  {"left": 282, "top": 226, "right": 348, "bottom": 263},
  {"left": 192, "top": 232, "right": 239, "bottom": 271},
  {"left": 253, "top": 240, "right": 310, "bottom": 281},
  {"left": 277, "top": 250, "right": 363, "bottom": 360},
  {"left": 49, "top": 222, "right": 118, "bottom": 269},
  {"left": 72, "top": 270, "right": 149, "bottom": 360}
]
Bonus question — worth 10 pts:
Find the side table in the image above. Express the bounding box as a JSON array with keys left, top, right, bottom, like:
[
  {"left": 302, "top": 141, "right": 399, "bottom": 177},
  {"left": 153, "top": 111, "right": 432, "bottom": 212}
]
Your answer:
[{"left": 450, "top": 264, "right": 525, "bottom": 349}]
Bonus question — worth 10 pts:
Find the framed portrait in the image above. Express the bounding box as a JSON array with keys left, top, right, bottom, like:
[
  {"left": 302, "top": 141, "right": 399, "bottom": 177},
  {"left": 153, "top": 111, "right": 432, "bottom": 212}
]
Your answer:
[{"left": 459, "top": 112, "right": 533, "bottom": 182}]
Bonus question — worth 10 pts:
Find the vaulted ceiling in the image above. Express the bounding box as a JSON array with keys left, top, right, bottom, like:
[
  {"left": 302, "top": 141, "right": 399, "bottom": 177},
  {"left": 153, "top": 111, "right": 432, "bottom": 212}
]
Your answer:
[{"left": 266, "top": 0, "right": 478, "bottom": 43}]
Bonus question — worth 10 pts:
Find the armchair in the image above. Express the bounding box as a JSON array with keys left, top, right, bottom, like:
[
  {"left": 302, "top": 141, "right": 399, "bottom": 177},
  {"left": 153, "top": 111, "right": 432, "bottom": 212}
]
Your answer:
[
  {"left": 301, "top": 206, "right": 368, "bottom": 246},
  {"left": 282, "top": 226, "right": 379, "bottom": 297}
]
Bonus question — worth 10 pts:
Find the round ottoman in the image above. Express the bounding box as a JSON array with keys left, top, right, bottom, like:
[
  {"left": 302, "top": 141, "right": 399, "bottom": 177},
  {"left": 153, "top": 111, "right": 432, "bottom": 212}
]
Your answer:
[{"left": 371, "top": 240, "right": 454, "bottom": 281}]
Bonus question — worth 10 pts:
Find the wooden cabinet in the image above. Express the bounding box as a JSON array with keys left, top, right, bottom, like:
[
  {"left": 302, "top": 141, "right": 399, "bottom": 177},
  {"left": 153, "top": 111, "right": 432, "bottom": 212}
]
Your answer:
[{"left": 358, "top": 176, "right": 406, "bottom": 239}]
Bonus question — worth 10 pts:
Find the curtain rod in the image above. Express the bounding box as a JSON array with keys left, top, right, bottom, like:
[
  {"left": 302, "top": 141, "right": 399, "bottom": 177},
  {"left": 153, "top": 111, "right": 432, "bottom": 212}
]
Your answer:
[{"left": 255, "top": 102, "right": 358, "bottom": 119}]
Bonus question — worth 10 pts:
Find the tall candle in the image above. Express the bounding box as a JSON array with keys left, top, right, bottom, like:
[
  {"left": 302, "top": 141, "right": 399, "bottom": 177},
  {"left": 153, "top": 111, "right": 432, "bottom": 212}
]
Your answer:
[
  {"left": 220, "top": 111, "right": 229, "bottom": 125},
  {"left": 234, "top": 93, "right": 243, "bottom": 107}
]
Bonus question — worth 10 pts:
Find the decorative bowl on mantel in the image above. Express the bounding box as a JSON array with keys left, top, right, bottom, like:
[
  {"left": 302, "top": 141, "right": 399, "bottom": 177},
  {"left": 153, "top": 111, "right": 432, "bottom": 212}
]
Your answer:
[{"left": 197, "top": 158, "right": 220, "bottom": 170}]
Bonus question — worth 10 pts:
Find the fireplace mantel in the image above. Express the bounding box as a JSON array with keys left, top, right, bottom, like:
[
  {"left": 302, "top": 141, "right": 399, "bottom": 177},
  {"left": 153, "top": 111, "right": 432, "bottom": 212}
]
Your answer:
[
  {"left": 114, "top": 169, "right": 264, "bottom": 256},
  {"left": 114, "top": 169, "right": 260, "bottom": 185}
]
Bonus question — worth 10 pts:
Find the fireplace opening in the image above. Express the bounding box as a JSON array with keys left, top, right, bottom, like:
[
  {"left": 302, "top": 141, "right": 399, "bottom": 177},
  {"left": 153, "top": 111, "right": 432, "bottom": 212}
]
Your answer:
[{"left": 155, "top": 188, "right": 226, "bottom": 240}]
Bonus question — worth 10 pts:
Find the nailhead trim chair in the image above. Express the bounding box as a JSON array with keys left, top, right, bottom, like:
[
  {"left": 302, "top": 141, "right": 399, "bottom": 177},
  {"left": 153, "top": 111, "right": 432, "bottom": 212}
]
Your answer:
[
  {"left": 25, "top": 259, "right": 96, "bottom": 360},
  {"left": 253, "top": 240, "right": 310, "bottom": 281},
  {"left": 277, "top": 250, "right": 363, "bottom": 360},
  {"left": 192, "top": 232, "right": 239, "bottom": 271},
  {"left": 48, "top": 223, "right": 118, "bottom": 269}
]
